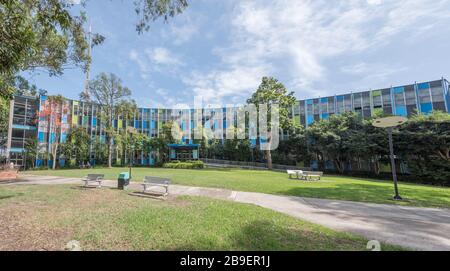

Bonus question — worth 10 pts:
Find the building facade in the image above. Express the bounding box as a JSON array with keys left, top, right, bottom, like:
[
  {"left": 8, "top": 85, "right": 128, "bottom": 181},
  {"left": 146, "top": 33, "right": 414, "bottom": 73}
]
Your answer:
[{"left": 5, "top": 78, "right": 450, "bottom": 167}]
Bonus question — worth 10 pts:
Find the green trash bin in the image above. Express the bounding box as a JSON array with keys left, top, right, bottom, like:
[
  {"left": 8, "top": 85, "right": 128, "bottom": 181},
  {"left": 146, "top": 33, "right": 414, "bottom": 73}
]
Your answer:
[{"left": 118, "top": 172, "right": 130, "bottom": 190}]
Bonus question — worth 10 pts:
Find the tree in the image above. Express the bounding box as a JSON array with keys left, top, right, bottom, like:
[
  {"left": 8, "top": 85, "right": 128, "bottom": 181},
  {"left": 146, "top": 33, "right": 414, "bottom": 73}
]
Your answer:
[
  {"left": 149, "top": 121, "right": 176, "bottom": 164},
  {"left": 0, "top": 0, "right": 101, "bottom": 98},
  {"left": 307, "top": 112, "right": 365, "bottom": 173},
  {"left": 363, "top": 119, "right": 389, "bottom": 175},
  {"left": 60, "top": 126, "right": 90, "bottom": 166},
  {"left": 39, "top": 95, "right": 64, "bottom": 170},
  {"left": 5, "top": 75, "right": 48, "bottom": 97},
  {"left": 222, "top": 125, "right": 253, "bottom": 162},
  {"left": 134, "top": 0, "right": 188, "bottom": 33},
  {"left": 247, "top": 77, "right": 296, "bottom": 170},
  {"left": 396, "top": 111, "right": 450, "bottom": 184},
  {"left": 273, "top": 125, "right": 309, "bottom": 166},
  {"left": 0, "top": 95, "right": 9, "bottom": 149},
  {"left": 87, "top": 73, "right": 132, "bottom": 168},
  {"left": 115, "top": 99, "right": 138, "bottom": 165},
  {"left": 1, "top": 0, "right": 186, "bottom": 100},
  {"left": 24, "top": 138, "right": 38, "bottom": 169}
]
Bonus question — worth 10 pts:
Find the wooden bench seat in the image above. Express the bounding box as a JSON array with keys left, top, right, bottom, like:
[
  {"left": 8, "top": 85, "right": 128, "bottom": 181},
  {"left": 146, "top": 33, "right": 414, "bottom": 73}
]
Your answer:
[
  {"left": 141, "top": 176, "right": 170, "bottom": 196},
  {"left": 82, "top": 174, "right": 105, "bottom": 188}
]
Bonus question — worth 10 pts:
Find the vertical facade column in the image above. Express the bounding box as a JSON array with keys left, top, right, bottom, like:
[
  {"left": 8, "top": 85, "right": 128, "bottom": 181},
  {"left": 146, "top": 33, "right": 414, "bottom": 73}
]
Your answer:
[
  {"left": 442, "top": 77, "right": 449, "bottom": 113},
  {"left": 428, "top": 83, "right": 434, "bottom": 111},
  {"left": 141, "top": 108, "right": 144, "bottom": 165},
  {"left": 350, "top": 92, "right": 354, "bottom": 112},
  {"left": 334, "top": 95, "right": 338, "bottom": 116},
  {"left": 414, "top": 82, "right": 421, "bottom": 114},
  {"left": 90, "top": 103, "right": 94, "bottom": 164},
  {"left": 390, "top": 86, "right": 396, "bottom": 116},
  {"left": 6, "top": 98, "right": 15, "bottom": 162}
]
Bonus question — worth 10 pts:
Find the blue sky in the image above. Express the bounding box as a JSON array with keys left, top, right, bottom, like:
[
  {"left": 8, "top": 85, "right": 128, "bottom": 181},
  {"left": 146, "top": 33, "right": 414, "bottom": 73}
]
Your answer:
[{"left": 25, "top": 0, "right": 450, "bottom": 107}]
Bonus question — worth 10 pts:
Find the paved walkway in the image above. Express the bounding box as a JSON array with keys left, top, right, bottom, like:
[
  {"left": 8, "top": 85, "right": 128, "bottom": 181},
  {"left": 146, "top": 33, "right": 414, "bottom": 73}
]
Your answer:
[{"left": 3, "top": 174, "right": 450, "bottom": 251}]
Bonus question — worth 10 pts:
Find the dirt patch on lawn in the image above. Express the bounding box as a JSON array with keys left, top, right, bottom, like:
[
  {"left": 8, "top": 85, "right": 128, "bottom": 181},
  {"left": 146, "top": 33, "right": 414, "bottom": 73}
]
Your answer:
[
  {"left": 0, "top": 205, "right": 72, "bottom": 251},
  {"left": 0, "top": 185, "right": 191, "bottom": 251}
]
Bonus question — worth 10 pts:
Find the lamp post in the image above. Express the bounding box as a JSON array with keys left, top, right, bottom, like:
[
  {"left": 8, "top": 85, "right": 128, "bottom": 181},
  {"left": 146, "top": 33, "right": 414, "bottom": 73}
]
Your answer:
[
  {"left": 372, "top": 116, "right": 407, "bottom": 201},
  {"left": 126, "top": 127, "right": 134, "bottom": 180}
]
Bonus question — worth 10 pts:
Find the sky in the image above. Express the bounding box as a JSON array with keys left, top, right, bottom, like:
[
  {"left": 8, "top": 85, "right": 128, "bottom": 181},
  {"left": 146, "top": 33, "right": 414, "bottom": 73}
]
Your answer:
[{"left": 25, "top": 0, "right": 450, "bottom": 108}]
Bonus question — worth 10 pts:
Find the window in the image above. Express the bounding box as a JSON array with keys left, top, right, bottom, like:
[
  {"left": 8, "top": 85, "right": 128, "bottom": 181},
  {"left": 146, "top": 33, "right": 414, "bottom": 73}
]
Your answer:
[
  {"left": 336, "top": 96, "right": 344, "bottom": 113},
  {"left": 328, "top": 97, "right": 335, "bottom": 113},
  {"left": 431, "top": 87, "right": 444, "bottom": 102},
  {"left": 320, "top": 98, "right": 328, "bottom": 113},
  {"left": 353, "top": 93, "right": 362, "bottom": 110},
  {"left": 372, "top": 90, "right": 382, "bottom": 108},
  {"left": 313, "top": 99, "right": 319, "bottom": 114},
  {"left": 393, "top": 87, "right": 405, "bottom": 105},
  {"left": 418, "top": 88, "right": 431, "bottom": 103},
  {"left": 344, "top": 95, "right": 352, "bottom": 112},
  {"left": 404, "top": 85, "right": 416, "bottom": 105}
]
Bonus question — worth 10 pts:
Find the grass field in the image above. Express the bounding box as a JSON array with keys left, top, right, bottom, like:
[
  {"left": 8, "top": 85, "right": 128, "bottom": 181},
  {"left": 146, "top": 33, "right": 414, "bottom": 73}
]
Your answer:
[
  {"left": 26, "top": 167, "right": 450, "bottom": 208},
  {"left": 0, "top": 184, "right": 403, "bottom": 251}
]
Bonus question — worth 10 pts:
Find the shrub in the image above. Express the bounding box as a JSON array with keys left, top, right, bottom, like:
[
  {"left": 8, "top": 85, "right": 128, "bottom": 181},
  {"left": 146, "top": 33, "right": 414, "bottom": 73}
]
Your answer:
[{"left": 163, "top": 160, "right": 204, "bottom": 169}]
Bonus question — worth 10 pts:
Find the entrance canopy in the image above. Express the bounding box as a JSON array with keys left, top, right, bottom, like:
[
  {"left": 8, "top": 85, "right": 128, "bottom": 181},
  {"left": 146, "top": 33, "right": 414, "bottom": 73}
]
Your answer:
[{"left": 168, "top": 144, "right": 200, "bottom": 161}]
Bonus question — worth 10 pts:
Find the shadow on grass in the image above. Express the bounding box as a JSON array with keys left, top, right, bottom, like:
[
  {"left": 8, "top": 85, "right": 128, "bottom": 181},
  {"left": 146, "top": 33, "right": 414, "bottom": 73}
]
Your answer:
[
  {"left": 163, "top": 219, "right": 370, "bottom": 251},
  {"left": 281, "top": 182, "right": 450, "bottom": 207},
  {"left": 0, "top": 179, "right": 31, "bottom": 185},
  {"left": 0, "top": 193, "right": 24, "bottom": 200}
]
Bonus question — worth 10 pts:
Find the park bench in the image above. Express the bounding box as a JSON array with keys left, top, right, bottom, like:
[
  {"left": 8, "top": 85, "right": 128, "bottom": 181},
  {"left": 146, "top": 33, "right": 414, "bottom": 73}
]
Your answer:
[
  {"left": 142, "top": 176, "right": 170, "bottom": 197},
  {"left": 82, "top": 174, "right": 105, "bottom": 188},
  {"left": 287, "top": 170, "right": 301, "bottom": 179},
  {"left": 303, "top": 171, "right": 323, "bottom": 181},
  {"left": 287, "top": 170, "right": 323, "bottom": 181}
]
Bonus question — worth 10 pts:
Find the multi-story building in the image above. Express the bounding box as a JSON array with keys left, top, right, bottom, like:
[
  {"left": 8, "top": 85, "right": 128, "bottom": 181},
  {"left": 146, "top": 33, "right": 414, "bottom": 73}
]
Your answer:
[{"left": 5, "top": 78, "right": 450, "bottom": 167}]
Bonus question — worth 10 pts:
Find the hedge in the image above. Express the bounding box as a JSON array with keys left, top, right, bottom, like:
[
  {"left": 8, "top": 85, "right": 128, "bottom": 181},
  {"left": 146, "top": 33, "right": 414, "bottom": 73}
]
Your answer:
[{"left": 163, "top": 160, "right": 204, "bottom": 169}]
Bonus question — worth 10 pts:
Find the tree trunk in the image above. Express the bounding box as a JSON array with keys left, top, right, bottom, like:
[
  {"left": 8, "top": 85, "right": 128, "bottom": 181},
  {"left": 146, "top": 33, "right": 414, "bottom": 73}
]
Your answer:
[
  {"left": 334, "top": 159, "right": 345, "bottom": 174},
  {"left": 108, "top": 139, "right": 113, "bottom": 168},
  {"left": 373, "top": 158, "right": 381, "bottom": 175},
  {"left": 266, "top": 150, "right": 273, "bottom": 170},
  {"left": 52, "top": 144, "right": 59, "bottom": 170},
  {"left": 108, "top": 107, "right": 113, "bottom": 168}
]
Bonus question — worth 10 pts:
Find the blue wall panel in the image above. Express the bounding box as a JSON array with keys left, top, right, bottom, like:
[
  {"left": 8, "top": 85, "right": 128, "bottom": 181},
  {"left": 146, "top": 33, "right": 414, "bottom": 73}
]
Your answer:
[
  {"left": 395, "top": 105, "right": 407, "bottom": 117},
  {"left": 38, "top": 132, "right": 45, "bottom": 143},
  {"left": 393, "top": 87, "right": 405, "bottom": 94},
  {"left": 418, "top": 82, "right": 430, "bottom": 90},
  {"left": 420, "top": 103, "right": 433, "bottom": 114}
]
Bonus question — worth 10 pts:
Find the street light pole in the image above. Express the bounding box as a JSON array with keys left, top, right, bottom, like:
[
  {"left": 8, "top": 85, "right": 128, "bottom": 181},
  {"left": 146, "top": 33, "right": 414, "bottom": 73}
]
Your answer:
[
  {"left": 387, "top": 127, "right": 401, "bottom": 200},
  {"left": 373, "top": 116, "right": 407, "bottom": 201}
]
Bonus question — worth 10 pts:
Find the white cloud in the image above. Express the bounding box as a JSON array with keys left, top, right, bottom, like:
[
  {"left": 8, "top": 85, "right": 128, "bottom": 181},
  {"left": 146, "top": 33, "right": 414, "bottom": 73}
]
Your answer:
[
  {"left": 129, "top": 47, "right": 184, "bottom": 79},
  {"left": 182, "top": 0, "right": 450, "bottom": 102},
  {"left": 129, "top": 49, "right": 150, "bottom": 79},
  {"left": 145, "top": 47, "right": 184, "bottom": 67},
  {"left": 182, "top": 65, "right": 268, "bottom": 103},
  {"left": 170, "top": 22, "right": 198, "bottom": 45},
  {"left": 341, "top": 62, "right": 408, "bottom": 81}
]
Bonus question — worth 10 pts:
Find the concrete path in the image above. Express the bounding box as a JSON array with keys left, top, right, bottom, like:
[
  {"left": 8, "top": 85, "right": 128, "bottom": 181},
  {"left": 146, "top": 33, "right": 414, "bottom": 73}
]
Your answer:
[{"left": 3, "top": 174, "right": 450, "bottom": 251}]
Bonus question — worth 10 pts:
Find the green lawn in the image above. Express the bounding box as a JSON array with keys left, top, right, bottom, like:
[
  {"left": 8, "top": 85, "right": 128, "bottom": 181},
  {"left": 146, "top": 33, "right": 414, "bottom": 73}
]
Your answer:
[
  {"left": 0, "top": 184, "right": 402, "bottom": 251},
  {"left": 26, "top": 167, "right": 450, "bottom": 208}
]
